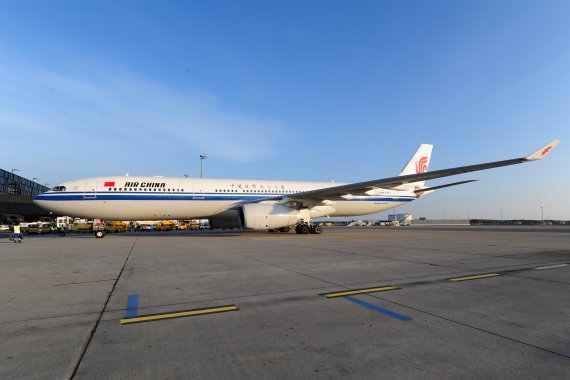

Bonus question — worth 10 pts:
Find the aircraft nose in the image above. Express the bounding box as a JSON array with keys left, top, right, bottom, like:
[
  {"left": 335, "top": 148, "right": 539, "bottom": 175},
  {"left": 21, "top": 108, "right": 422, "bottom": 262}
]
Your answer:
[
  {"left": 33, "top": 194, "right": 55, "bottom": 211},
  {"left": 33, "top": 197, "right": 46, "bottom": 209}
]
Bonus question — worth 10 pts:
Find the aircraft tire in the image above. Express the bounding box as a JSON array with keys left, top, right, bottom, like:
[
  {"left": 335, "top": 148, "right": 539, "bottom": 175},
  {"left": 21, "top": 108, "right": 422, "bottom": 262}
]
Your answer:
[
  {"left": 311, "top": 225, "right": 323, "bottom": 234},
  {"left": 95, "top": 230, "right": 106, "bottom": 239},
  {"left": 278, "top": 226, "right": 291, "bottom": 233}
]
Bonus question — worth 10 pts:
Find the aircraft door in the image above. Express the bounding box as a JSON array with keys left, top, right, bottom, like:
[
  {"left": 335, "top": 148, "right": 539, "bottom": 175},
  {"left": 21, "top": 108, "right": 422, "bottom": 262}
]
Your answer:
[
  {"left": 193, "top": 183, "right": 204, "bottom": 200},
  {"left": 83, "top": 181, "right": 98, "bottom": 199}
]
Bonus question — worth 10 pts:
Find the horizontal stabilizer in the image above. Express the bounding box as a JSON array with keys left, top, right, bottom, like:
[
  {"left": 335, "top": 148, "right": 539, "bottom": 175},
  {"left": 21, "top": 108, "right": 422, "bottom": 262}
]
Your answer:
[{"left": 414, "top": 180, "right": 477, "bottom": 195}]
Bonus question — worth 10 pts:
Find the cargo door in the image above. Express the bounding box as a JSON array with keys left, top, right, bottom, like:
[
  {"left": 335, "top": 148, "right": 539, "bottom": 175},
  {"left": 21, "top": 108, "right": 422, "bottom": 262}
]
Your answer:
[
  {"left": 83, "top": 181, "right": 98, "bottom": 199},
  {"left": 193, "top": 183, "right": 204, "bottom": 200}
]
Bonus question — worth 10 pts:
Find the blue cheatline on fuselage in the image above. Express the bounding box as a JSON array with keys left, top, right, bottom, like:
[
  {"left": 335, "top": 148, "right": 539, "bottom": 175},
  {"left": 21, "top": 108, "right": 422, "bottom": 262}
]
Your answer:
[{"left": 34, "top": 192, "right": 416, "bottom": 203}]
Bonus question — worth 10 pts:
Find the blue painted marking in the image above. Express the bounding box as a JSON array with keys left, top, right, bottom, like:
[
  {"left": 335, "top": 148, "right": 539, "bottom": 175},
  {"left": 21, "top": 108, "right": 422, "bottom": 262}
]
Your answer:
[
  {"left": 345, "top": 296, "right": 412, "bottom": 321},
  {"left": 125, "top": 294, "right": 139, "bottom": 318},
  {"left": 35, "top": 193, "right": 416, "bottom": 202}
]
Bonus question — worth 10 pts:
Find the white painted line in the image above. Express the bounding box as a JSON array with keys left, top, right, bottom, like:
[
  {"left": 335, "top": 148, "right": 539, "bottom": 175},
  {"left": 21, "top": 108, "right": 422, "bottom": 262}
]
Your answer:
[{"left": 535, "top": 264, "right": 568, "bottom": 270}]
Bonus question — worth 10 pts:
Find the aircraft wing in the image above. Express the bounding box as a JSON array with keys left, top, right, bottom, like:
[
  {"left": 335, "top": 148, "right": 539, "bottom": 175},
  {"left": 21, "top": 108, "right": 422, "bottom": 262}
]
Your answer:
[
  {"left": 220, "top": 139, "right": 558, "bottom": 213},
  {"left": 288, "top": 139, "right": 560, "bottom": 201}
]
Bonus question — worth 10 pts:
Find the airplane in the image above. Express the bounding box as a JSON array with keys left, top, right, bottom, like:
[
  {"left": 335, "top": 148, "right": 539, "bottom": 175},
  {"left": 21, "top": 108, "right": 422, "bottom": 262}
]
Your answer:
[{"left": 34, "top": 140, "right": 559, "bottom": 238}]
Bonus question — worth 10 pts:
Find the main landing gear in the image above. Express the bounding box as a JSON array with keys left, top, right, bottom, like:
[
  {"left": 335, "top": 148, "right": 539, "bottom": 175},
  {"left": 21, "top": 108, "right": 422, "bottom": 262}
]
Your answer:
[
  {"left": 295, "top": 223, "right": 323, "bottom": 235},
  {"left": 268, "top": 226, "right": 291, "bottom": 233},
  {"left": 268, "top": 223, "right": 323, "bottom": 234},
  {"left": 94, "top": 230, "right": 106, "bottom": 238}
]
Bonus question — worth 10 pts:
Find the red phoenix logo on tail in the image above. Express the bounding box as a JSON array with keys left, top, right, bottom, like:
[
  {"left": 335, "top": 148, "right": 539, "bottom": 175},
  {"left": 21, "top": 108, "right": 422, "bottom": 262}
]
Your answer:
[
  {"left": 415, "top": 156, "right": 429, "bottom": 174},
  {"left": 542, "top": 146, "right": 552, "bottom": 156}
]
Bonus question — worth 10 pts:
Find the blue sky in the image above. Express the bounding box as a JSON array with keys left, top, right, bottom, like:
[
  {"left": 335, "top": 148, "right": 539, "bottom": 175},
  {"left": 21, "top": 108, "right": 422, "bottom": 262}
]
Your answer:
[{"left": 1, "top": 1, "right": 569, "bottom": 219}]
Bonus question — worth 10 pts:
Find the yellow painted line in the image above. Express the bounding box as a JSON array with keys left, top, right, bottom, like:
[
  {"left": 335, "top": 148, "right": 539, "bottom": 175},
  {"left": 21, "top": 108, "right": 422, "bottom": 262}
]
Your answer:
[
  {"left": 323, "top": 285, "right": 400, "bottom": 298},
  {"left": 120, "top": 305, "right": 238, "bottom": 325},
  {"left": 535, "top": 263, "right": 568, "bottom": 270},
  {"left": 449, "top": 273, "right": 500, "bottom": 282}
]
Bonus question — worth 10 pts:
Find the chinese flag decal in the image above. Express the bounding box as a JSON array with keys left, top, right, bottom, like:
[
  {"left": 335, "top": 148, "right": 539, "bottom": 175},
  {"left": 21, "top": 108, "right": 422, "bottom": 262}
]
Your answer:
[{"left": 104, "top": 182, "right": 115, "bottom": 187}]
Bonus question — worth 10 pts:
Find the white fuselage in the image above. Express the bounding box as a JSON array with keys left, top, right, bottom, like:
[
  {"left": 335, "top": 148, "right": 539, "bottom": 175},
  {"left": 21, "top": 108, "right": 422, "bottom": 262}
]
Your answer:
[{"left": 34, "top": 176, "right": 417, "bottom": 220}]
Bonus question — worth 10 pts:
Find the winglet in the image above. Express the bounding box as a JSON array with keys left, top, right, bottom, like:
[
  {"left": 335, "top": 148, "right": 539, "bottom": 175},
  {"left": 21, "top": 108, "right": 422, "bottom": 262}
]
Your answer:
[{"left": 525, "top": 139, "right": 560, "bottom": 161}]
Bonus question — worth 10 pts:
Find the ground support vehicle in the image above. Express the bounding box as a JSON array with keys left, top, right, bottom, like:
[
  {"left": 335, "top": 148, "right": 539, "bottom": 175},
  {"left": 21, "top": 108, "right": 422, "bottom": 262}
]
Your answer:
[
  {"left": 156, "top": 221, "right": 176, "bottom": 231},
  {"left": 104, "top": 221, "right": 128, "bottom": 233},
  {"left": 70, "top": 222, "right": 93, "bottom": 233}
]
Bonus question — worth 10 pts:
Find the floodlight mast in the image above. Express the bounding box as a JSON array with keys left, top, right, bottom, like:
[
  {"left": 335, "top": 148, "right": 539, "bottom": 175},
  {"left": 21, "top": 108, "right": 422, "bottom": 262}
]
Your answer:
[{"left": 200, "top": 154, "right": 207, "bottom": 178}]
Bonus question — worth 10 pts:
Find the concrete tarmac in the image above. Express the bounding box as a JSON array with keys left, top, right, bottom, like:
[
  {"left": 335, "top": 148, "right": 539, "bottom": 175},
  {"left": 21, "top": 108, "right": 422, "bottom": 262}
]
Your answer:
[{"left": 1, "top": 226, "right": 569, "bottom": 379}]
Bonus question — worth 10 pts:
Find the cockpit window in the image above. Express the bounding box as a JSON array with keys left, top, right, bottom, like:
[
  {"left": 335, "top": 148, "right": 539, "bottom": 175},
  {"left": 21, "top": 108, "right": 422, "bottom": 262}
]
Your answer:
[{"left": 52, "top": 186, "right": 66, "bottom": 192}]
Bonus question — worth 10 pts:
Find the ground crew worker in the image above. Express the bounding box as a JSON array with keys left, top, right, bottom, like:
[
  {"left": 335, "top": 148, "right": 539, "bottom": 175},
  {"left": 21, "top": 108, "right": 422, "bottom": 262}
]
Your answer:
[{"left": 13, "top": 223, "right": 22, "bottom": 243}]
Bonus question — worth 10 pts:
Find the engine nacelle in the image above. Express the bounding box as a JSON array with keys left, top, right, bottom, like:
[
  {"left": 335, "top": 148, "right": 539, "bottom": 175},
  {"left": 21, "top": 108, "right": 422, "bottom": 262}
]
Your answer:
[
  {"left": 240, "top": 203, "right": 301, "bottom": 230},
  {"left": 209, "top": 210, "right": 241, "bottom": 229}
]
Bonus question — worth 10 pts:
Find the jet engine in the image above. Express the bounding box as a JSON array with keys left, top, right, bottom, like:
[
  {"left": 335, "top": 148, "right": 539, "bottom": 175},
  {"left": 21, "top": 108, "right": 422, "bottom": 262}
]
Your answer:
[
  {"left": 239, "top": 203, "right": 301, "bottom": 230},
  {"left": 209, "top": 210, "right": 241, "bottom": 229}
]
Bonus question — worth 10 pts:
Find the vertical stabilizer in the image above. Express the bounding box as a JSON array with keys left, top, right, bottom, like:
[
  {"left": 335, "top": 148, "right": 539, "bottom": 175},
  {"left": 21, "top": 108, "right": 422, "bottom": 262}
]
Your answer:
[{"left": 399, "top": 144, "right": 433, "bottom": 187}]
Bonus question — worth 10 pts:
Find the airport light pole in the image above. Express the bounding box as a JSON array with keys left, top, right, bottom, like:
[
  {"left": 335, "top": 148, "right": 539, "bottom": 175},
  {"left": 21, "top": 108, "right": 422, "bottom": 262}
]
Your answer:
[
  {"left": 11, "top": 168, "right": 19, "bottom": 174},
  {"left": 540, "top": 206, "right": 544, "bottom": 223},
  {"left": 500, "top": 208, "right": 503, "bottom": 221},
  {"left": 200, "top": 154, "right": 207, "bottom": 178}
]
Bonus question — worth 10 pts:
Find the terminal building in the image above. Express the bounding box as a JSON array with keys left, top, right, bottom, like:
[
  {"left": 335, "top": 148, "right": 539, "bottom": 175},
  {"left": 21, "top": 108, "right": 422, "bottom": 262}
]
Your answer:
[{"left": 0, "top": 168, "right": 50, "bottom": 223}]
